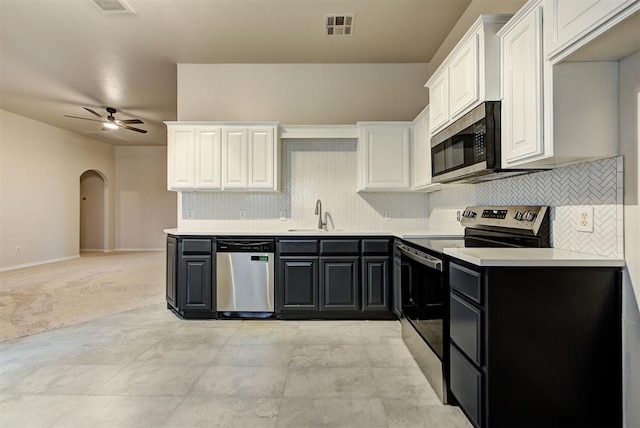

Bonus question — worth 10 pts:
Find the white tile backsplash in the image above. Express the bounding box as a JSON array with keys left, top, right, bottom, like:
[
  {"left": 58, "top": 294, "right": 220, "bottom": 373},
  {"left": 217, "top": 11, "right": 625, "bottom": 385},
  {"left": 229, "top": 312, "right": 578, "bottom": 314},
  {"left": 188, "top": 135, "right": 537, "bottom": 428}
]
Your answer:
[
  {"left": 180, "top": 140, "right": 622, "bottom": 258},
  {"left": 427, "top": 157, "right": 623, "bottom": 258},
  {"left": 180, "top": 139, "right": 430, "bottom": 233}
]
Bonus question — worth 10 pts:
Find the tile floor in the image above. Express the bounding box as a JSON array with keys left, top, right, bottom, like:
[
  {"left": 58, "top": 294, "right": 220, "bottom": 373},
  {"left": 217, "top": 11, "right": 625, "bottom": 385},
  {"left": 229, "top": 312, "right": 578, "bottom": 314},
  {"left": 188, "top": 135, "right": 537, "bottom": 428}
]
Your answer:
[{"left": 0, "top": 304, "right": 472, "bottom": 427}]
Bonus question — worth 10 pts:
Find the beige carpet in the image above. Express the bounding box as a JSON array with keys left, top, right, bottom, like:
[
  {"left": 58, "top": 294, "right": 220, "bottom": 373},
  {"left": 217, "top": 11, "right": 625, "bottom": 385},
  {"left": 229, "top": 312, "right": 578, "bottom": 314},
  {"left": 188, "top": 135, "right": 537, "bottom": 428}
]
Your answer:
[{"left": 0, "top": 251, "right": 166, "bottom": 342}]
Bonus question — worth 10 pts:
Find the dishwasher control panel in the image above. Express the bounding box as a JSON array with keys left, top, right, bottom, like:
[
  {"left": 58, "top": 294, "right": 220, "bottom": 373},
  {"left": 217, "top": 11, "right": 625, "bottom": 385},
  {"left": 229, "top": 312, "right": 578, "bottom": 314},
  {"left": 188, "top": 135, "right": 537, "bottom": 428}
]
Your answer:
[{"left": 217, "top": 239, "right": 275, "bottom": 253}]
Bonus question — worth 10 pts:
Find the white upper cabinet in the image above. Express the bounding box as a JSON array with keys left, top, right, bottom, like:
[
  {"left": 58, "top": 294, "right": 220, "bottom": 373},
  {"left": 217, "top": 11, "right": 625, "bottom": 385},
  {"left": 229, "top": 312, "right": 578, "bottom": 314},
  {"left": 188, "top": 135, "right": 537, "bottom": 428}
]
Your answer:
[
  {"left": 166, "top": 122, "right": 279, "bottom": 192},
  {"left": 426, "top": 14, "right": 511, "bottom": 137},
  {"left": 500, "top": 4, "right": 544, "bottom": 165},
  {"left": 546, "top": 0, "right": 639, "bottom": 61},
  {"left": 357, "top": 123, "right": 411, "bottom": 191},
  {"left": 499, "top": 0, "right": 619, "bottom": 169},
  {"left": 168, "top": 126, "right": 196, "bottom": 190},
  {"left": 449, "top": 35, "right": 480, "bottom": 120},
  {"left": 411, "top": 106, "right": 440, "bottom": 191},
  {"left": 195, "top": 127, "right": 222, "bottom": 189}
]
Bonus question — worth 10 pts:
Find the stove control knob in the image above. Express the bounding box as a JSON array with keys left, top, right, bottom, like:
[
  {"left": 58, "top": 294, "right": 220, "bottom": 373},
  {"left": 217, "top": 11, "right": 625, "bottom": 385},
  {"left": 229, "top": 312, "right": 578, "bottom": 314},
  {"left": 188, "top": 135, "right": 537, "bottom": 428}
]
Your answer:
[
  {"left": 523, "top": 211, "right": 537, "bottom": 222},
  {"left": 514, "top": 211, "right": 523, "bottom": 221},
  {"left": 463, "top": 210, "right": 476, "bottom": 218}
]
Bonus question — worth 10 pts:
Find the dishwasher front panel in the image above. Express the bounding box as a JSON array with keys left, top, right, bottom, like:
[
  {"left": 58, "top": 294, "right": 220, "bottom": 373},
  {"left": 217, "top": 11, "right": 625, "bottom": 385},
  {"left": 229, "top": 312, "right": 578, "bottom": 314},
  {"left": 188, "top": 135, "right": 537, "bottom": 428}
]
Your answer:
[{"left": 216, "top": 252, "right": 274, "bottom": 312}]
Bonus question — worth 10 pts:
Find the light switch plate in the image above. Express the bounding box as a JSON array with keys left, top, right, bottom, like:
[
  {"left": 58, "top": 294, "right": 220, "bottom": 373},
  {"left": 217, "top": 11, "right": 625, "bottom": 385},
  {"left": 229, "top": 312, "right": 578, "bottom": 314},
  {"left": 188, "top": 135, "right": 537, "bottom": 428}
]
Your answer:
[
  {"left": 279, "top": 210, "right": 287, "bottom": 221},
  {"left": 575, "top": 206, "right": 594, "bottom": 233}
]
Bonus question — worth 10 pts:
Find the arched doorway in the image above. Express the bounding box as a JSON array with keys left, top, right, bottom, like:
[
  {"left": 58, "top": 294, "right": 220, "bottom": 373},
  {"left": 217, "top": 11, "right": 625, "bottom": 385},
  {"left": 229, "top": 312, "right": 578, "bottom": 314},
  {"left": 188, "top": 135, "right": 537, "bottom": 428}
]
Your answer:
[{"left": 80, "top": 170, "right": 106, "bottom": 252}]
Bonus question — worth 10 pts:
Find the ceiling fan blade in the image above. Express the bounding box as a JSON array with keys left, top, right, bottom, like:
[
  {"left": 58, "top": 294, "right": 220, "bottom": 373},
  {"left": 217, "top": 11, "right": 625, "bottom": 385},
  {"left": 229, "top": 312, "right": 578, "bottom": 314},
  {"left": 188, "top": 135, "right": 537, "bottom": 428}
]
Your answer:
[
  {"left": 119, "top": 123, "right": 148, "bottom": 134},
  {"left": 83, "top": 107, "right": 104, "bottom": 118},
  {"left": 64, "top": 115, "right": 102, "bottom": 122},
  {"left": 117, "top": 119, "right": 144, "bottom": 124}
]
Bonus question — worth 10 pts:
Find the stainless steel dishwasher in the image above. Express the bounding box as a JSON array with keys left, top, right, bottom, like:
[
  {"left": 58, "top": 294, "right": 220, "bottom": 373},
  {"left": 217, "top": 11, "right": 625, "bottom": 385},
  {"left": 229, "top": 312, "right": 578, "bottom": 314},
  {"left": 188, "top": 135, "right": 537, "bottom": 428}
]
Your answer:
[{"left": 216, "top": 238, "right": 275, "bottom": 316}]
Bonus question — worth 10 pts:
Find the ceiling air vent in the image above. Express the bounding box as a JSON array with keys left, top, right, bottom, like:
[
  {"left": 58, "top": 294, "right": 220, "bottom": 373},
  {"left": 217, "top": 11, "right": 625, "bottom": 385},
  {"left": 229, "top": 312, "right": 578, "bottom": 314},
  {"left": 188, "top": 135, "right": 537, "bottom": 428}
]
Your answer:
[
  {"left": 325, "top": 14, "right": 355, "bottom": 36},
  {"left": 90, "top": 0, "right": 136, "bottom": 14}
]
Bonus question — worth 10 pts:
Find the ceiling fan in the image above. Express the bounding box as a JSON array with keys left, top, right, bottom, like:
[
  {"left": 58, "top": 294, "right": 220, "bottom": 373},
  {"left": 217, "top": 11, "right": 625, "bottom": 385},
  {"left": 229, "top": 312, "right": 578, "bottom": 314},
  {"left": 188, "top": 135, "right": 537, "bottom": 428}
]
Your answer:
[{"left": 65, "top": 107, "right": 147, "bottom": 134}]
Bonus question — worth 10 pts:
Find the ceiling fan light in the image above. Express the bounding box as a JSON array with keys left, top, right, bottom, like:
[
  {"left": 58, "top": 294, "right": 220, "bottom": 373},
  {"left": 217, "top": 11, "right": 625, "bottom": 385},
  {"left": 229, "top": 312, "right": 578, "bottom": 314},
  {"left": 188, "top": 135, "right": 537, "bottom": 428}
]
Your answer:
[{"left": 103, "top": 122, "right": 119, "bottom": 130}]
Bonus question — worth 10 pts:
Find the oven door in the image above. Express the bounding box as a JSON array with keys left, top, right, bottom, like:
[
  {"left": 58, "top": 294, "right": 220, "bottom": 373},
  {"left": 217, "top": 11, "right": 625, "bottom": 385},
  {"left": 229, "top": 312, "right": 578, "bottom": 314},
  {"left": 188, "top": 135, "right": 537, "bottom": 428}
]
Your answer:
[{"left": 399, "top": 246, "right": 445, "bottom": 359}]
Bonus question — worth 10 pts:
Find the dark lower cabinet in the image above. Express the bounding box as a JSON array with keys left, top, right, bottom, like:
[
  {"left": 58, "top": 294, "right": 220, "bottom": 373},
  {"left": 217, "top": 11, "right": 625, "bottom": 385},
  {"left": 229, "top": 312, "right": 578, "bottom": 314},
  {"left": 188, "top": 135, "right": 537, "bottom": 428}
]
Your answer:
[
  {"left": 320, "top": 257, "right": 360, "bottom": 311},
  {"left": 448, "top": 259, "right": 622, "bottom": 428},
  {"left": 166, "top": 236, "right": 178, "bottom": 309},
  {"left": 276, "top": 237, "right": 393, "bottom": 319},
  {"left": 166, "top": 235, "right": 216, "bottom": 319},
  {"left": 180, "top": 255, "right": 213, "bottom": 311},
  {"left": 279, "top": 257, "right": 319, "bottom": 311},
  {"left": 362, "top": 256, "right": 390, "bottom": 311}
]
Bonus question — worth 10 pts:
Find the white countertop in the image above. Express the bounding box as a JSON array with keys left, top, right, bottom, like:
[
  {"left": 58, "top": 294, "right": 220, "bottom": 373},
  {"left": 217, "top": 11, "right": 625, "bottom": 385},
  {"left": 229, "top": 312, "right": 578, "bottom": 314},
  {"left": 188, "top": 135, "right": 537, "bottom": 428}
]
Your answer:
[
  {"left": 163, "top": 228, "right": 463, "bottom": 239},
  {"left": 444, "top": 247, "right": 625, "bottom": 267}
]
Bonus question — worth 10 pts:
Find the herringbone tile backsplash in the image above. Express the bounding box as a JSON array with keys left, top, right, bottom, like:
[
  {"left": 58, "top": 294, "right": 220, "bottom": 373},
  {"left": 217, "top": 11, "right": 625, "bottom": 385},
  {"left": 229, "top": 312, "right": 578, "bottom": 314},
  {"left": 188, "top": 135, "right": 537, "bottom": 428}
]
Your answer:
[
  {"left": 428, "top": 156, "right": 623, "bottom": 258},
  {"left": 180, "top": 138, "right": 622, "bottom": 258}
]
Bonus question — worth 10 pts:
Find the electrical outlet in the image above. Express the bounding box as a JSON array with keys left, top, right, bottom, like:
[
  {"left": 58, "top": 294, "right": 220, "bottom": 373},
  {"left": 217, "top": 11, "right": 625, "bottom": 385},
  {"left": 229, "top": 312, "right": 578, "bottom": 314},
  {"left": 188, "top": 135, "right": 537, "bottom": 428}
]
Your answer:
[
  {"left": 451, "top": 209, "right": 462, "bottom": 222},
  {"left": 575, "top": 206, "right": 594, "bottom": 233},
  {"left": 15, "top": 246, "right": 21, "bottom": 254},
  {"left": 186, "top": 210, "right": 194, "bottom": 219},
  {"left": 240, "top": 211, "right": 247, "bottom": 220},
  {"left": 384, "top": 211, "right": 391, "bottom": 220},
  {"left": 279, "top": 210, "right": 287, "bottom": 221}
]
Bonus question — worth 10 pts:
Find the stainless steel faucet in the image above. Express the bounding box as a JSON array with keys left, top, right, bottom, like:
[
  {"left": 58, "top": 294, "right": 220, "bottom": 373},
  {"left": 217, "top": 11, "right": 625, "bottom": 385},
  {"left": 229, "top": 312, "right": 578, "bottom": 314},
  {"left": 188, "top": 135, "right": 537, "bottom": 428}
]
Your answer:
[{"left": 315, "top": 199, "right": 326, "bottom": 230}]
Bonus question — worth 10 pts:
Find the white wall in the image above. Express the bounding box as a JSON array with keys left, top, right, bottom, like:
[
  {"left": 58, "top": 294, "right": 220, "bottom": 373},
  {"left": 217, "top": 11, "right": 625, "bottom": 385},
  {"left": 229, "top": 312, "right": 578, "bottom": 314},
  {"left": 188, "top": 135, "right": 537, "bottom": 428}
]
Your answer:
[
  {"left": 0, "top": 109, "right": 116, "bottom": 270},
  {"left": 177, "top": 63, "right": 430, "bottom": 124},
  {"left": 115, "top": 146, "right": 176, "bottom": 250},
  {"left": 619, "top": 50, "right": 640, "bottom": 428}
]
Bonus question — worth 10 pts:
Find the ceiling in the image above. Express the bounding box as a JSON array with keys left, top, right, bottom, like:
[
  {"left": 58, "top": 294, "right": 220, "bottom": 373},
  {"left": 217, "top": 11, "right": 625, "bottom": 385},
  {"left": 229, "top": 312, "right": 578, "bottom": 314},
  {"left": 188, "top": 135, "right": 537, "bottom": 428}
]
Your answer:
[{"left": 0, "top": 0, "right": 481, "bottom": 146}]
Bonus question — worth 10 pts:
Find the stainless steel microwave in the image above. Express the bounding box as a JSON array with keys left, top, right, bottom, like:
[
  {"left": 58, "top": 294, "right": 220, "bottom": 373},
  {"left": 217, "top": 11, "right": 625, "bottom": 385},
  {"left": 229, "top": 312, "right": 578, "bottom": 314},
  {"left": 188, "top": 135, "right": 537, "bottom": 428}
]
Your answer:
[{"left": 431, "top": 101, "right": 536, "bottom": 183}]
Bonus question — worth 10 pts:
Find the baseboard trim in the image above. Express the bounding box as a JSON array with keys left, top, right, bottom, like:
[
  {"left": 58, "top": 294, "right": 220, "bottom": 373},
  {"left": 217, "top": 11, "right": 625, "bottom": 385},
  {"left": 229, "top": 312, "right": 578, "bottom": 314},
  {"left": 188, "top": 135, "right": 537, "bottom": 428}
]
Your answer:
[{"left": 0, "top": 255, "right": 80, "bottom": 272}]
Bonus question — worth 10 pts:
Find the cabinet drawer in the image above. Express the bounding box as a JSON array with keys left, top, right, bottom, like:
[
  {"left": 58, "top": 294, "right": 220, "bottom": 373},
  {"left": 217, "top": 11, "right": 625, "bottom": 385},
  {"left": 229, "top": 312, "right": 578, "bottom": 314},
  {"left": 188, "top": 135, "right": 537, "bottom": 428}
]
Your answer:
[
  {"left": 320, "top": 240, "right": 359, "bottom": 255},
  {"left": 278, "top": 240, "right": 319, "bottom": 255},
  {"left": 182, "top": 239, "right": 212, "bottom": 254},
  {"left": 361, "top": 239, "right": 391, "bottom": 255},
  {"left": 450, "top": 344, "right": 482, "bottom": 428},
  {"left": 450, "top": 263, "right": 482, "bottom": 303},
  {"left": 450, "top": 293, "right": 482, "bottom": 366}
]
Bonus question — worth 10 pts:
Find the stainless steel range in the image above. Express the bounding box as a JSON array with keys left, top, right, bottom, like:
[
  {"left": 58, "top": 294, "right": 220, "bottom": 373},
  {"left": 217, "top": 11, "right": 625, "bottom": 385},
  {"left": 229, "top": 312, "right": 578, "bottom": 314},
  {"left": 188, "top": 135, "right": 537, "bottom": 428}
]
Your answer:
[{"left": 396, "top": 206, "right": 550, "bottom": 403}]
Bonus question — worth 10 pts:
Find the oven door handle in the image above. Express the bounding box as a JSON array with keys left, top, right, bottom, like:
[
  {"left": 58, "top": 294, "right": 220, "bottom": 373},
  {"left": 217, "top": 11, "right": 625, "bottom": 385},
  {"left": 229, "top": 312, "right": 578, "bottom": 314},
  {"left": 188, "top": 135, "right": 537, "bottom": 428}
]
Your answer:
[{"left": 398, "top": 245, "right": 442, "bottom": 271}]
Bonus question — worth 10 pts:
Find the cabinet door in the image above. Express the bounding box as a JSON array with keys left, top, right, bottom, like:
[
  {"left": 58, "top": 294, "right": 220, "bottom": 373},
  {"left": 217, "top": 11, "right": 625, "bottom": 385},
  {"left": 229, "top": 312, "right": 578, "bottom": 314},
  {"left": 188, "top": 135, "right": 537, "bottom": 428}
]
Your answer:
[
  {"left": 248, "top": 127, "right": 275, "bottom": 189},
  {"left": 168, "top": 127, "right": 196, "bottom": 190},
  {"left": 428, "top": 70, "right": 450, "bottom": 135},
  {"left": 449, "top": 34, "right": 479, "bottom": 121},
  {"left": 501, "top": 6, "right": 544, "bottom": 167},
  {"left": 412, "top": 110, "right": 433, "bottom": 189},
  {"left": 362, "top": 257, "right": 390, "bottom": 311},
  {"left": 166, "top": 236, "right": 178, "bottom": 308},
  {"left": 279, "top": 257, "right": 319, "bottom": 311},
  {"left": 359, "top": 126, "right": 410, "bottom": 190},
  {"left": 320, "top": 257, "right": 360, "bottom": 311},
  {"left": 222, "top": 128, "right": 248, "bottom": 189},
  {"left": 548, "top": 0, "right": 636, "bottom": 56},
  {"left": 179, "top": 255, "right": 212, "bottom": 311},
  {"left": 196, "top": 127, "right": 221, "bottom": 189}
]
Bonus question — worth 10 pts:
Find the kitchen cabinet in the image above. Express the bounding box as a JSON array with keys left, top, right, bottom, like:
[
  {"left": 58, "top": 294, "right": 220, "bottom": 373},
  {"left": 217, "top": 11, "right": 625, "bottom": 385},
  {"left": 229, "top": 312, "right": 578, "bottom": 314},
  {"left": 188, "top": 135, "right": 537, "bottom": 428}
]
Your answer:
[
  {"left": 166, "top": 235, "right": 178, "bottom": 308},
  {"left": 166, "top": 235, "right": 217, "bottom": 319},
  {"left": 167, "top": 125, "right": 221, "bottom": 191},
  {"left": 276, "top": 237, "right": 393, "bottom": 318},
  {"left": 222, "top": 126, "right": 279, "bottom": 191},
  {"left": 362, "top": 256, "right": 390, "bottom": 311},
  {"left": 279, "top": 257, "right": 319, "bottom": 311},
  {"left": 447, "top": 258, "right": 622, "bottom": 428},
  {"left": 320, "top": 258, "right": 360, "bottom": 311},
  {"left": 357, "top": 123, "right": 411, "bottom": 191},
  {"left": 499, "top": 1, "right": 619, "bottom": 169},
  {"left": 545, "top": 0, "right": 639, "bottom": 62},
  {"left": 165, "top": 122, "right": 279, "bottom": 192},
  {"left": 425, "top": 14, "right": 511, "bottom": 137},
  {"left": 411, "top": 106, "right": 442, "bottom": 192}
]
